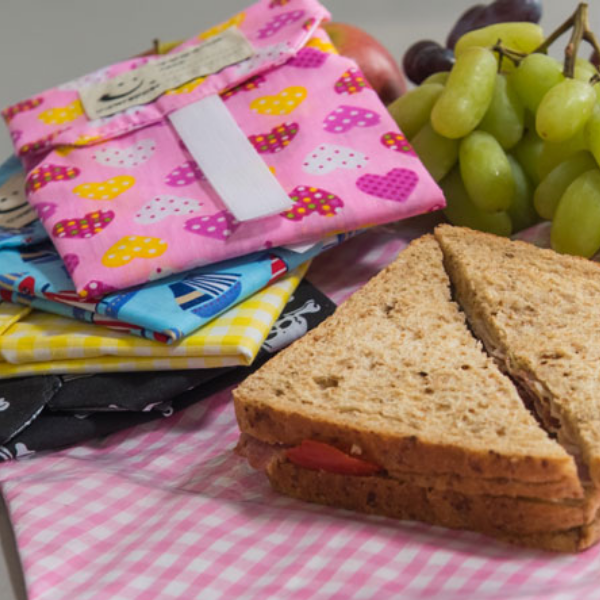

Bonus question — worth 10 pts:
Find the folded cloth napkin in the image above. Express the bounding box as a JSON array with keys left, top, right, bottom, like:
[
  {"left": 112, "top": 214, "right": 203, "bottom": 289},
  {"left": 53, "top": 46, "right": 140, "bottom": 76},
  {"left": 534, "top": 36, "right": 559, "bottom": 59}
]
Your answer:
[
  {"left": 0, "top": 263, "right": 306, "bottom": 378},
  {"left": 3, "top": 0, "right": 444, "bottom": 297},
  {"left": 0, "top": 277, "right": 336, "bottom": 460}
]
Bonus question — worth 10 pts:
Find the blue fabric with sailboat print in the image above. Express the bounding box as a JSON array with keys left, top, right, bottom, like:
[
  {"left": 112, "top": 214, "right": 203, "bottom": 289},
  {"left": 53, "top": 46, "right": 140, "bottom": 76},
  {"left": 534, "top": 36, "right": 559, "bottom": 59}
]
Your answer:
[{"left": 0, "top": 236, "right": 348, "bottom": 343}]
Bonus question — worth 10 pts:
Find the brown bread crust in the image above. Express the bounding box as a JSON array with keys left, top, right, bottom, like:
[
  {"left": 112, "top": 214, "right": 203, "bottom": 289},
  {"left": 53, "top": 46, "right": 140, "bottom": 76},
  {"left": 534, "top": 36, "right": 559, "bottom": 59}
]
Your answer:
[
  {"left": 235, "top": 399, "right": 582, "bottom": 500},
  {"left": 267, "top": 460, "right": 600, "bottom": 552}
]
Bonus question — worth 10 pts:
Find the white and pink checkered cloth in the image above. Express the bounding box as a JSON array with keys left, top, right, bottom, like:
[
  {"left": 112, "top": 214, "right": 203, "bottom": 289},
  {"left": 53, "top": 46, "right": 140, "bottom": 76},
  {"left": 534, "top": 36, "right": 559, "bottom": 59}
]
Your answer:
[{"left": 2, "top": 219, "right": 600, "bottom": 600}]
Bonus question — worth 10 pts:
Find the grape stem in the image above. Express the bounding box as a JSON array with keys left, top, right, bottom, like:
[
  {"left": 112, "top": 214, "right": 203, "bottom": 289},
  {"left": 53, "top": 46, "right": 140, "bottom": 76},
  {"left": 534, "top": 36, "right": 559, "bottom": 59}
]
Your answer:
[
  {"left": 533, "top": 3, "right": 600, "bottom": 79},
  {"left": 564, "top": 4, "right": 588, "bottom": 78},
  {"left": 532, "top": 7, "right": 578, "bottom": 56},
  {"left": 491, "top": 41, "right": 527, "bottom": 70}
]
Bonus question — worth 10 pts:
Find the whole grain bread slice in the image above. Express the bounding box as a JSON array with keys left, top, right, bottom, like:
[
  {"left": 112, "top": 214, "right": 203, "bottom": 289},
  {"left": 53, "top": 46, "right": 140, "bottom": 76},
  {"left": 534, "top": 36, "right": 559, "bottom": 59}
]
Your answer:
[
  {"left": 267, "top": 459, "right": 600, "bottom": 552},
  {"left": 234, "top": 235, "right": 581, "bottom": 498},
  {"left": 435, "top": 225, "right": 600, "bottom": 489}
]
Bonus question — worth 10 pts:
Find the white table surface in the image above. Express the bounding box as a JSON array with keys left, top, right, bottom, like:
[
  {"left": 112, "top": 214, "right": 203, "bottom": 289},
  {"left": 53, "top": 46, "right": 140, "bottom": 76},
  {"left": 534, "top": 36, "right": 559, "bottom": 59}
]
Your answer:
[{"left": 0, "top": 2, "right": 584, "bottom": 599}]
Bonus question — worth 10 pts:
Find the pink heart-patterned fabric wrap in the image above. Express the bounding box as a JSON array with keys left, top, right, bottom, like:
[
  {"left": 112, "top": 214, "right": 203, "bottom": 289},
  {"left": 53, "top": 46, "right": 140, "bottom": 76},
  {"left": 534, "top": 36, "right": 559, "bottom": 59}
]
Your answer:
[{"left": 2, "top": 0, "right": 444, "bottom": 297}]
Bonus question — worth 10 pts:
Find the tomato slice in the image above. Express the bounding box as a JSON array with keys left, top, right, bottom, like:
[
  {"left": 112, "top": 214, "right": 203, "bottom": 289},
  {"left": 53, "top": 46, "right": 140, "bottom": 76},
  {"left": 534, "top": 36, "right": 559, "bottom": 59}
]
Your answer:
[{"left": 285, "top": 440, "right": 382, "bottom": 476}]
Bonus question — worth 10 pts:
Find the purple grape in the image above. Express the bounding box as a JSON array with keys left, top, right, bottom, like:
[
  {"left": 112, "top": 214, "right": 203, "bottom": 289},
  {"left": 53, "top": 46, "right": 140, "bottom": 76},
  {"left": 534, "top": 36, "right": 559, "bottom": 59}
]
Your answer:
[
  {"left": 493, "top": 0, "right": 542, "bottom": 23},
  {"left": 403, "top": 41, "right": 455, "bottom": 85},
  {"left": 446, "top": 5, "right": 488, "bottom": 50},
  {"left": 484, "top": 0, "right": 542, "bottom": 28}
]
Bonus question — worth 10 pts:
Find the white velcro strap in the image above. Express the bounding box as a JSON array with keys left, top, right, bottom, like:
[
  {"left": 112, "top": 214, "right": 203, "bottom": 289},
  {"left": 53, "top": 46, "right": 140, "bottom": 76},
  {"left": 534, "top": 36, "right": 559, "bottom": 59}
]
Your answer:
[{"left": 169, "top": 95, "right": 294, "bottom": 222}]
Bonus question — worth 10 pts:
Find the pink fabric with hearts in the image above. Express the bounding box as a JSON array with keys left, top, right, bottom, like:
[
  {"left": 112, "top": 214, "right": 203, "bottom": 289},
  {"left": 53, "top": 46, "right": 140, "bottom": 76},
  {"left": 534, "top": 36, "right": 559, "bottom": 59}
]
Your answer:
[{"left": 3, "top": 0, "right": 444, "bottom": 296}]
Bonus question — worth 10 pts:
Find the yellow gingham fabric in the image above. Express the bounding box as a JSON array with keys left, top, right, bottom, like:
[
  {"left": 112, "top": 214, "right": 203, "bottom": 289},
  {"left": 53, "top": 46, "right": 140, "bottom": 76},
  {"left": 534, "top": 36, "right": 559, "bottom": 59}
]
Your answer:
[
  {"left": 0, "top": 264, "right": 307, "bottom": 378},
  {"left": 0, "top": 303, "right": 31, "bottom": 335}
]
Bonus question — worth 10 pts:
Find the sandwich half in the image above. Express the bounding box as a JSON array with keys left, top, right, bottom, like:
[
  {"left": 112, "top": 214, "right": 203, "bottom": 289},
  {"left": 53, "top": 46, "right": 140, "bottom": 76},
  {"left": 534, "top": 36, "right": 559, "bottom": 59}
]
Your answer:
[
  {"left": 234, "top": 234, "right": 596, "bottom": 551},
  {"left": 435, "top": 225, "right": 600, "bottom": 540}
]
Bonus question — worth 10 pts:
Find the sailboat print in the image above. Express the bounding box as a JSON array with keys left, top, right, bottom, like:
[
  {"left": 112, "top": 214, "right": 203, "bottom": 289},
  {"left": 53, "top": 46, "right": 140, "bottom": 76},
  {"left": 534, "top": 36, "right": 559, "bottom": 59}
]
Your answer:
[
  {"left": 169, "top": 272, "right": 243, "bottom": 318},
  {"left": 18, "top": 248, "right": 60, "bottom": 265}
]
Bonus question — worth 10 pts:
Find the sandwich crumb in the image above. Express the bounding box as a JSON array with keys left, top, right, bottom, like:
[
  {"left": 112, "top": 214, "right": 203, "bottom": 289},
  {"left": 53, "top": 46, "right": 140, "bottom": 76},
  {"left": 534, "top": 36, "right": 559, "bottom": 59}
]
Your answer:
[{"left": 350, "top": 444, "right": 363, "bottom": 456}]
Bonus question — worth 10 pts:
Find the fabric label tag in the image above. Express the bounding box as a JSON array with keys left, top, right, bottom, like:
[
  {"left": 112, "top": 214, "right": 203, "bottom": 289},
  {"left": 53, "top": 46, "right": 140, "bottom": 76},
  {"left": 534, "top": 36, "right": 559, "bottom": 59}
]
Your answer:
[
  {"left": 169, "top": 95, "right": 294, "bottom": 222},
  {"left": 80, "top": 29, "right": 254, "bottom": 120},
  {"left": 0, "top": 172, "right": 38, "bottom": 229}
]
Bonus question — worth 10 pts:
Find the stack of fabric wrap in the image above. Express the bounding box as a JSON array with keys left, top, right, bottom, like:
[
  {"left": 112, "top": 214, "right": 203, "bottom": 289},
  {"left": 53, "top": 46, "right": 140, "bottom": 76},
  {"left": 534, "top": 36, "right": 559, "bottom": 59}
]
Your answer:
[{"left": 0, "top": 0, "right": 444, "bottom": 458}]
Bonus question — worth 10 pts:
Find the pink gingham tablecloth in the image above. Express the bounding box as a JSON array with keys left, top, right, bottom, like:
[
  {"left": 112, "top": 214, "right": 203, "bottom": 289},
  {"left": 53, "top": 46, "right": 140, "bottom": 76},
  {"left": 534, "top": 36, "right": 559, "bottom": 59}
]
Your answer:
[{"left": 2, "top": 218, "right": 600, "bottom": 600}]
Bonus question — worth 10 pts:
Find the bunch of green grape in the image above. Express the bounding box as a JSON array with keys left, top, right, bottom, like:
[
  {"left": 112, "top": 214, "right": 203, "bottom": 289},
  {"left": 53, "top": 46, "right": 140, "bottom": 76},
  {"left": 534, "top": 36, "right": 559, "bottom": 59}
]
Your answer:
[{"left": 389, "top": 21, "right": 600, "bottom": 258}]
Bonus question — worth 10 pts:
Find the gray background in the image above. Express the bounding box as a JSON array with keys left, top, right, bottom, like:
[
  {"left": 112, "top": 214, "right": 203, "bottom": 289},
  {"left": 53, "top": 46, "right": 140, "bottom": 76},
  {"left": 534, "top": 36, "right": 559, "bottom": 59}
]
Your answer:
[
  {"left": 0, "top": 1, "right": 581, "bottom": 158},
  {"left": 0, "top": 1, "right": 589, "bottom": 599}
]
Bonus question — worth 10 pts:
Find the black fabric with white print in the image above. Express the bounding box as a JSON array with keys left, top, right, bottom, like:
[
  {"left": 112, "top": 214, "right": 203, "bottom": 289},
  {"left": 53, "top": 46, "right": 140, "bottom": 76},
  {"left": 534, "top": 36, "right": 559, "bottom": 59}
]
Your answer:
[
  {"left": 49, "top": 369, "right": 232, "bottom": 412},
  {"left": 0, "top": 377, "right": 61, "bottom": 446},
  {"left": 0, "top": 279, "right": 336, "bottom": 461}
]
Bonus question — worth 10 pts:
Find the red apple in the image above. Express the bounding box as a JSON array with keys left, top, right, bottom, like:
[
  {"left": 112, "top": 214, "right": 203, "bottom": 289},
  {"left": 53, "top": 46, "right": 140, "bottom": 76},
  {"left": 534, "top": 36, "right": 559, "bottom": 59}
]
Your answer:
[{"left": 324, "top": 22, "right": 407, "bottom": 105}]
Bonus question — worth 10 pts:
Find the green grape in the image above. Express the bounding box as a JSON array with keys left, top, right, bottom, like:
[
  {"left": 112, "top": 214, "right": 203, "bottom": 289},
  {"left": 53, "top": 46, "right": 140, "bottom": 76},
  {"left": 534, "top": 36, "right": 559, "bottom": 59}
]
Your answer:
[
  {"left": 510, "top": 54, "right": 564, "bottom": 113},
  {"left": 585, "top": 105, "right": 600, "bottom": 167},
  {"left": 387, "top": 83, "right": 444, "bottom": 140},
  {"left": 454, "top": 23, "right": 544, "bottom": 58},
  {"left": 552, "top": 169, "right": 600, "bottom": 257},
  {"left": 514, "top": 128, "right": 544, "bottom": 185},
  {"left": 411, "top": 122, "right": 459, "bottom": 182},
  {"left": 536, "top": 79, "right": 596, "bottom": 142},
  {"left": 574, "top": 57, "right": 597, "bottom": 82},
  {"left": 538, "top": 129, "right": 587, "bottom": 179},
  {"left": 578, "top": 59, "right": 600, "bottom": 102},
  {"left": 478, "top": 74, "right": 524, "bottom": 150},
  {"left": 459, "top": 131, "right": 515, "bottom": 212},
  {"left": 534, "top": 151, "right": 596, "bottom": 220},
  {"left": 422, "top": 71, "right": 450, "bottom": 85},
  {"left": 441, "top": 167, "right": 512, "bottom": 237},
  {"left": 507, "top": 155, "right": 537, "bottom": 232},
  {"left": 431, "top": 47, "right": 497, "bottom": 139}
]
